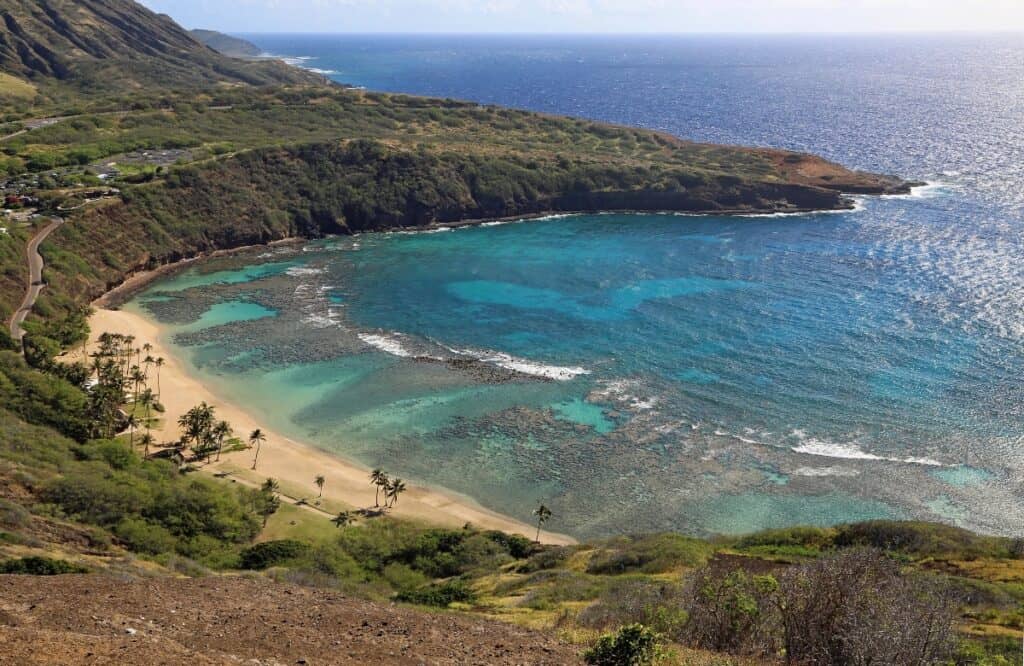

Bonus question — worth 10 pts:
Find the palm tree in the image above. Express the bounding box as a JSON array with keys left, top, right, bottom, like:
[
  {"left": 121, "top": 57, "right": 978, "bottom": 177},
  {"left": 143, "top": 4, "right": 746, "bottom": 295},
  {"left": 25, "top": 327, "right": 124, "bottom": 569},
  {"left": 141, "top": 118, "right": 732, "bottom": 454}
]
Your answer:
[
  {"left": 129, "top": 366, "right": 145, "bottom": 403},
  {"left": 315, "top": 474, "right": 326, "bottom": 498},
  {"left": 532, "top": 504, "right": 553, "bottom": 542},
  {"left": 154, "top": 357, "right": 164, "bottom": 399},
  {"left": 213, "top": 420, "right": 232, "bottom": 462},
  {"left": 138, "top": 389, "right": 154, "bottom": 424},
  {"left": 370, "top": 469, "right": 388, "bottom": 507},
  {"left": 249, "top": 429, "right": 266, "bottom": 470},
  {"left": 258, "top": 478, "right": 281, "bottom": 527},
  {"left": 139, "top": 432, "right": 155, "bottom": 458},
  {"left": 124, "top": 413, "right": 139, "bottom": 449},
  {"left": 386, "top": 478, "right": 406, "bottom": 508},
  {"left": 331, "top": 511, "right": 354, "bottom": 528}
]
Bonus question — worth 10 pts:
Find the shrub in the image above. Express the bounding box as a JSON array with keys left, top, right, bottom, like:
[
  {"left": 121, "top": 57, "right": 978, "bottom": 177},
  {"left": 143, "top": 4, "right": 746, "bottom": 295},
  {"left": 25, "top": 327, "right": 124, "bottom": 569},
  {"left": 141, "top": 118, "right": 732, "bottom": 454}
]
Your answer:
[
  {"left": 584, "top": 624, "right": 662, "bottom": 666},
  {"left": 0, "top": 497, "right": 31, "bottom": 528},
  {"left": 778, "top": 549, "right": 956, "bottom": 665},
  {"left": 396, "top": 579, "right": 476, "bottom": 607},
  {"left": 238, "top": 539, "right": 310, "bottom": 570},
  {"left": 578, "top": 578, "right": 687, "bottom": 634},
  {"left": 517, "top": 545, "right": 573, "bottom": 573},
  {"left": 682, "top": 569, "right": 780, "bottom": 656},
  {"left": 115, "top": 517, "right": 178, "bottom": 554},
  {"left": 587, "top": 534, "right": 712, "bottom": 575},
  {"left": 733, "top": 526, "right": 835, "bottom": 554},
  {"left": 833, "top": 521, "right": 1010, "bottom": 560},
  {"left": 383, "top": 562, "right": 429, "bottom": 591},
  {"left": 0, "top": 556, "right": 88, "bottom": 575},
  {"left": 679, "top": 550, "right": 956, "bottom": 664},
  {"left": 484, "top": 530, "right": 538, "bottom": 559}
]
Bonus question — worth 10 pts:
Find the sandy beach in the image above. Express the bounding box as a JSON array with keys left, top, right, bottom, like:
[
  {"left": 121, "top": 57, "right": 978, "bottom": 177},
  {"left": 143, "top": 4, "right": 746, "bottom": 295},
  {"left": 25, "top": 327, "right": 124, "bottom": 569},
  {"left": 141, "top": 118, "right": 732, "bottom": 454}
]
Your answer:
[{"left": 82, "top": 305, "right": 576, "bottom": 546}]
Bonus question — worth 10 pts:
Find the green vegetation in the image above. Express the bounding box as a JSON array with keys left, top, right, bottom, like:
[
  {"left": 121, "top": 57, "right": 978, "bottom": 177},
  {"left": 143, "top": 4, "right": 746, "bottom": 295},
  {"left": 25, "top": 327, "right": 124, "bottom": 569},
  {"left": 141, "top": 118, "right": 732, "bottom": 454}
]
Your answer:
[
  {"left": 0, "top": 2, "right": 1005, "bottom": 664},
  {"left": 0, "top": 556, "right": 88, "bottom": 575},
  {"left": 584, "top": 624, "right": 664, "bottom": 666}
]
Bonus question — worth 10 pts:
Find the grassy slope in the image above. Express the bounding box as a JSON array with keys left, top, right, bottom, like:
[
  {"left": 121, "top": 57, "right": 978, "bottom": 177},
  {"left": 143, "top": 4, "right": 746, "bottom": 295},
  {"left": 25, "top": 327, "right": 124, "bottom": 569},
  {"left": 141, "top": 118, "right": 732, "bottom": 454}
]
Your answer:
[
  {"left": 0, "top": 0, "right": 320, "bottom": 104},
  {"left": 2, "top": 86, "right": 907, "bottom": 321}
]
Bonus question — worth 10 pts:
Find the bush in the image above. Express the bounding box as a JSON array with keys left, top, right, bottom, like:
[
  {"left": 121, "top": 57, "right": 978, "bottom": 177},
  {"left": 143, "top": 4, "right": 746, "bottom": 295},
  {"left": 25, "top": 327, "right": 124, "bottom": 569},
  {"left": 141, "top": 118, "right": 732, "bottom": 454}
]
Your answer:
[
  {"left": 238, "top": 539, "right": 310, "bottom": 570},
  {"left": 587, "top": 534, "right": 712, "bottom": 575},
  {"left": 833, "top": 521, "right": 1010, "bottom": 560},
  {"left": 778, "top": 549, "right": 956, "bottom": 665},
  {"left": 578, "top": 578, "right": 687, "bottom": 634},
  {"left": 396, "top": 579, "right": 476, "bottom": 607},
  {"left": 115, "top": 517, "right": 178, "bottom": 554},
  {"left": 516, "top": 545, "right": 573, "bottom": 573},
  {"left": 584, "top": 624, "right": 662, "bottom": 666},
  {"left": 733, "top": 526, "right": 834, "bottom": 555},
  {"left": 484, "top": 530, "right": 538, "bottom": 559},
  {"left": 682, "top": 569, "right": 780, "bottom": 656},
  {"left": 0, "top": 556, "right": 88, "bottom": 575}
]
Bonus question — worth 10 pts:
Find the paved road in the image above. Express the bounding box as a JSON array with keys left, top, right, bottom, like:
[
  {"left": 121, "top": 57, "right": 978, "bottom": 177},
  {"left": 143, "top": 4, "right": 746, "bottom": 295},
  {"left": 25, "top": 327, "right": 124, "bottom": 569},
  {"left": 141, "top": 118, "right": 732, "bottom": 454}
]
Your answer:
[{"left": 8, "top": 217, "right": 63, "bottom": 343}]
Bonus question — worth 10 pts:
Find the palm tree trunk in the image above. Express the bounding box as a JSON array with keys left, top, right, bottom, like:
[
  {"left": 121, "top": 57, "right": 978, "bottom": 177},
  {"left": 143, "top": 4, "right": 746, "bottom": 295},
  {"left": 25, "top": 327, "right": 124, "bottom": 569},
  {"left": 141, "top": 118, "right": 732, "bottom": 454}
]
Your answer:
[{"left": 252, "top": 441, "right": 260, "bottom": 469}]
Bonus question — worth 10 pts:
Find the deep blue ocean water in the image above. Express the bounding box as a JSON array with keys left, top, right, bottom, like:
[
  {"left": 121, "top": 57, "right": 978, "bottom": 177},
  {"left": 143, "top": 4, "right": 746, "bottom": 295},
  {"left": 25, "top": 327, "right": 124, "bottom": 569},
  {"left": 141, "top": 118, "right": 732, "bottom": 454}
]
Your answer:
[{"left": 133, "top": 34, "right": 1024, "bottom": 538}]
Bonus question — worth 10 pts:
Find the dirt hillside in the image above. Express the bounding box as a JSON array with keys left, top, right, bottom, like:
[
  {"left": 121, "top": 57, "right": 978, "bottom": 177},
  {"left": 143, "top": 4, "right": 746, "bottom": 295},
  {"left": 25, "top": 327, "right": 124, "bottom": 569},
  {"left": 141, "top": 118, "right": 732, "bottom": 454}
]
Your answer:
[{"left": 0, "top": 574, "right": 581, "bottom": 665}]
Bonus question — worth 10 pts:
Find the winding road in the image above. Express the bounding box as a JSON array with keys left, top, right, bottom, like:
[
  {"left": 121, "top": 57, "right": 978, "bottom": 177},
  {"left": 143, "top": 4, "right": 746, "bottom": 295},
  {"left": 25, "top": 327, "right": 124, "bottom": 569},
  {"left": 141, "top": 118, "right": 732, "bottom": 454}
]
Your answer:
[{"left": 8, "top": 217, "right": 63, "bottom": 343}]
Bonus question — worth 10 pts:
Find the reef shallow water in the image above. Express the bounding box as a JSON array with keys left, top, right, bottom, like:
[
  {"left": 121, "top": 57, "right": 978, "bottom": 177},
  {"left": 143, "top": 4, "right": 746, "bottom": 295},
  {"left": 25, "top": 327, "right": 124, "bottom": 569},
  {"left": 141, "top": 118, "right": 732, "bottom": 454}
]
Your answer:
[
  {"left": 134, "top": 33, "right": 1024, "bottom": 538},
  {"left": 132, "top": 198, "right": 1024, "bottom": 538}
]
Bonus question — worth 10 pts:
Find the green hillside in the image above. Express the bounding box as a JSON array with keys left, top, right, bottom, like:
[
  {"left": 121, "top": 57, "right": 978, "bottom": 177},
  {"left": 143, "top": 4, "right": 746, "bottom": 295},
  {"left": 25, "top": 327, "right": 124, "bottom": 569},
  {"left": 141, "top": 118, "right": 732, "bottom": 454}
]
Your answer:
[{"left": 1, "top": 2, "right": 1009, "bottom": 664}]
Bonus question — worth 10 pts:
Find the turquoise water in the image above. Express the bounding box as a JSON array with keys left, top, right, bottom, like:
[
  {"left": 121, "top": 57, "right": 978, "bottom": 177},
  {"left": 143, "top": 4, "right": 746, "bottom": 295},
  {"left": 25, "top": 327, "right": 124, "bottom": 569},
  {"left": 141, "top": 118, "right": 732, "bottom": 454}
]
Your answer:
[
  {"left": 133, "top": 204, "right": 1024, "bottom": 538},
  {"left": 130, "top": 35, "right": 1024, "bottom": 538}
]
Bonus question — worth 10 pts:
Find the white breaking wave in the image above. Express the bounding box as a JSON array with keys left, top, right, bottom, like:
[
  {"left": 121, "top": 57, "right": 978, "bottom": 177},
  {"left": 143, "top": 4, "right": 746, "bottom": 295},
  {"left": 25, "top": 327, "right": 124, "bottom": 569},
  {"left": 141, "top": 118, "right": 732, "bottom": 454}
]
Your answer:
[
  {"left": 452, "top": 347, "right": 589, "bottom": 381},
  {"left": 881, "top": 179, "right": 947, "bottom": 200},
  {"left": 359, "top": 333, "right": 416, "bottom": 358},
  {"left": 592, "top": 379, "right": 659, "bottom": 411},
  {"left": 286, "top": 266, "right": 326, "bottom": 277},
  {"left": 792, "top": 438, "right": 943, "bottom": 467},
  {"left": 793, "top": 466, "right": 861, "bottom": 478}
]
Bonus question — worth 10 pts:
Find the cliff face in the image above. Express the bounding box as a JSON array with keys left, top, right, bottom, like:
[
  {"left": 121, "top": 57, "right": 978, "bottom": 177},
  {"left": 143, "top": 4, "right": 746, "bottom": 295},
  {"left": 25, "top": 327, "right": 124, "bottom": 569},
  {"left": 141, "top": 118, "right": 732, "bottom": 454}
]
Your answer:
[
  {"left": 190, "top": 29, "right": 262, "bottom": 58},
  {"left": 36, "top": 138, "right": 894, "bottom": 314},
  {"left": 0, "top": 0, "right": 321, "bottom": 90}
]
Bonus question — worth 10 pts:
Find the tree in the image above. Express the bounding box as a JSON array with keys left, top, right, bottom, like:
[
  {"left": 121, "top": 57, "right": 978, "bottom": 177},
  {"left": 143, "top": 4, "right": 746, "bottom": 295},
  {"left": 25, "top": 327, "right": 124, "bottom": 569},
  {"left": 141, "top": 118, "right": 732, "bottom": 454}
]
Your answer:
[
  {"left": 213, "top": 420, "right": 232, "bottom": 462},
  {"left": 138, "top": 388, "right": 154, "bottom": 423},
  {"left": 386, "top": 478, "right": 406, "bottom": 508},
  {"left": 533, "top": 503, "right": 552, "bottom": 542},
  {"left": 370, "top": 468, "right": 388, "bottom": 507},
  {"left": 249, "top": 429, "right": 266, "bottom": 470},
  {"left": 315, "top": 474, "right": 325, "bottom": 498},
  {"left": 124, "top": 413, "right": 139, "bottom": 449},
  {"left": 129, "top": 366, "right": 145, "bottom": 403},
  {"left": 256, "top": 478, "right": 281, "bottom": 527},
  {"left": 154, "top": 357, "right": 164, "bottom": 398},
  {"left": 332, "top": 511, "right": 353, "bottom": 528},
  {"left": 178, "top": 402, "right": 215, "bottom": 457},
  {"left": 139, "top": 432, "right": 155, "bottom": 458}
]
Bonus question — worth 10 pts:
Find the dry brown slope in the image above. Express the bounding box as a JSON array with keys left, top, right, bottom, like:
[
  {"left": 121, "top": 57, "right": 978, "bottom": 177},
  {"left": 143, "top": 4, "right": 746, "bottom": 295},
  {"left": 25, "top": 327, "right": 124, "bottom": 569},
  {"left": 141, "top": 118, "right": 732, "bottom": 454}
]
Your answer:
[{"left": 0, "top": 574, "right": 580, "bottom": 665}]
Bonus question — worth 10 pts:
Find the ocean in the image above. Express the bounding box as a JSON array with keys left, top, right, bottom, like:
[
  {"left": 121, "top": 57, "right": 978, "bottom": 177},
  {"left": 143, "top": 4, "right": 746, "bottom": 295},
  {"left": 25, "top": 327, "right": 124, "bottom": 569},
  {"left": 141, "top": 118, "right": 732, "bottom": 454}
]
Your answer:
[{"left": 129, "top": 34, "right": 1024, "bottom": 538}]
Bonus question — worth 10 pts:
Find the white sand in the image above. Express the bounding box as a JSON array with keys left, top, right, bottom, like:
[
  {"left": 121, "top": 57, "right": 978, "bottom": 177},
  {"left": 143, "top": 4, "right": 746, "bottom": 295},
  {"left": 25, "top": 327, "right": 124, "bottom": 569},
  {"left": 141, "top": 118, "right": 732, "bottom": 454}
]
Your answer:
[{"left": 83, "top": 306, "right": 575, "bottom": 545}]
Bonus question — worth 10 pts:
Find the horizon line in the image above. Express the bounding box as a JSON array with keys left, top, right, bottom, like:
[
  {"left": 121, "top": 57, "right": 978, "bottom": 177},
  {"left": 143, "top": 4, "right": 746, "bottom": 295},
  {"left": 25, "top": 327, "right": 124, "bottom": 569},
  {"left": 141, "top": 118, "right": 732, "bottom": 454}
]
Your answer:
[{"left": 224, "top": 29, "right": 1024, "bottom": 36}]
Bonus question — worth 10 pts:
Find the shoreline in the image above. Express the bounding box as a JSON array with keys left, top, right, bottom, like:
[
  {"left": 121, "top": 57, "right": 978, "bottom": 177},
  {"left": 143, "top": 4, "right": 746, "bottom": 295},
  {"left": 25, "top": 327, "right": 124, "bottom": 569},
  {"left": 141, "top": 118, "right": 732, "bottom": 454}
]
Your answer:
[
  {"left": 90, "top": 196, "right": 880, "bottom": 310},
  {"left": 84, "top": 305, "right": 577, "bottom": 546}
]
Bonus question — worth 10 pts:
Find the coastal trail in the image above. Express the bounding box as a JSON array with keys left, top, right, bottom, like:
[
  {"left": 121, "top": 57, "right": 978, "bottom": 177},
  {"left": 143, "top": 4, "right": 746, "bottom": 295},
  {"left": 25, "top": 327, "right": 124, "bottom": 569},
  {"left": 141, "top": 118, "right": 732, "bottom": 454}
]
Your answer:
[{"left": 8, "top": 216, "right": 63, "bottom": 343}]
